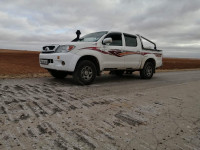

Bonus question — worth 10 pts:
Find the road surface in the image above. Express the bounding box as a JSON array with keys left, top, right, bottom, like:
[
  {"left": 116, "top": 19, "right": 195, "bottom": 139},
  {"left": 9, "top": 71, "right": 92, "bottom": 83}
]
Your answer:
[{"left": 0, "top": 70, "right": 200, "bottom": 150}]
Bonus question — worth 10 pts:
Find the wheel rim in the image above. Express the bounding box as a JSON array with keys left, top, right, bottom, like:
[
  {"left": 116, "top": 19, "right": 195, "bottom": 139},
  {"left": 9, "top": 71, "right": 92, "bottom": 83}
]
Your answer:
[
  {"left": 146, "top": 65, "right": 153, "bottom": 77},
  {"left": 81, "top": 66, "right": 93, "bottom": 81}
]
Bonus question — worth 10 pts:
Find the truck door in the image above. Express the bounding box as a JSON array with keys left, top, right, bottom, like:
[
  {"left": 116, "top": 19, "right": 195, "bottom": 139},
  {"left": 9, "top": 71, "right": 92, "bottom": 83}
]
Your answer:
[
  {"left": 123, "top": 33, "right": 142, "bottom": 69},
  {"left": 102, "top": 32, "right": 124, "bottom": 69}
]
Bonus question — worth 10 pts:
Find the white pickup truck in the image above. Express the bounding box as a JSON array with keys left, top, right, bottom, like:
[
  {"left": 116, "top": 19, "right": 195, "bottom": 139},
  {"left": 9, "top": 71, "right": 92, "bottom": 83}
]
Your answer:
[{"left": 39, "top": 31, "right": 162, "bottom": 85}]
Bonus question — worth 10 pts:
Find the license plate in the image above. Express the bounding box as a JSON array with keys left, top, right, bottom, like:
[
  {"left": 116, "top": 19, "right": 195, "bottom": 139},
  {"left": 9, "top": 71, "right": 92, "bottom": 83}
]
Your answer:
[{"left": 40, "top": 59, "right": 49, "bottom": 65}]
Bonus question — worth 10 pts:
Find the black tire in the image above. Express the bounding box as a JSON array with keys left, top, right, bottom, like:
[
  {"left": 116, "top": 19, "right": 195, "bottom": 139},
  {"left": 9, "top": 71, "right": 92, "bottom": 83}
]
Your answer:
[
  {"left": 73, "top": 60, "right": 97, "bottom": 85},
  {"left": 140, "top": 61, "right": 154, "bottom": 79},
  {"left": 48, "top": 70, "right": 68, "bottom": 79}
]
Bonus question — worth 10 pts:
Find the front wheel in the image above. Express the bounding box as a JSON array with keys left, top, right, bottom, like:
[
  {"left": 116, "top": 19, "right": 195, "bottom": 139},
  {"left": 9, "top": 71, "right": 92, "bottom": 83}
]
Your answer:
[
  {"left": 73, "top": 60, "right": 97, "bottom": 85},
  {"left": 48, "top": 70, "right": 68, "bottom": 79},
  {"left": 140, "top": 62, "right": 154, "bottom": 79}
]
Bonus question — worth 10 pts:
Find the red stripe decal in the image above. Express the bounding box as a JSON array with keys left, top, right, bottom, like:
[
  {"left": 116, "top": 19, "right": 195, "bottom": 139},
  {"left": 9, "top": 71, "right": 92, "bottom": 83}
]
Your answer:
[
  {"left": 80, "top": 47, "right": 109, "bottom": 54},
  {"left": 80, "top": 47, "right": 162, "bottom": 57}
]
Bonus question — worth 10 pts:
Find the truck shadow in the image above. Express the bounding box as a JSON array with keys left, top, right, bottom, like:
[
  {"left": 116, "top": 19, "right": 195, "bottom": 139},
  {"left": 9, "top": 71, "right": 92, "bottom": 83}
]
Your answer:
[
  {"left": 94, "top": 74, "right": 141, "bottom": 84},
  {"left": 47, "top": 73, "right": 154, "bottom": 86}
]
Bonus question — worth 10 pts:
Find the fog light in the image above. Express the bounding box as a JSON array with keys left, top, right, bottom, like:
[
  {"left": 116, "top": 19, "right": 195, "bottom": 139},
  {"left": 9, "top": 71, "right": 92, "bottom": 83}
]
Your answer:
[{"left": 62, "top": 61, "right": 65, "bottom": 66}]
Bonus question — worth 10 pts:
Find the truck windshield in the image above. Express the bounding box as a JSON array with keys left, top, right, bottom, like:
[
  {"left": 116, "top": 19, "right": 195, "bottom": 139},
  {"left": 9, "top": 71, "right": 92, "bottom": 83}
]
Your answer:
[{"left": 79, "top": 31, "right": 108, "bottom": 42}]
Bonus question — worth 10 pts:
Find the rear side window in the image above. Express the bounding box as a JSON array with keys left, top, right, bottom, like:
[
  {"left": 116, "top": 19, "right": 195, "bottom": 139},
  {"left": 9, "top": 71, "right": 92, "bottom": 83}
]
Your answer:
[
  {"left": 124, "top": 34, "right": 137, "bottom": 47},
  {"left": 104, "top": 33, "right": 122, "bottom": 46}
]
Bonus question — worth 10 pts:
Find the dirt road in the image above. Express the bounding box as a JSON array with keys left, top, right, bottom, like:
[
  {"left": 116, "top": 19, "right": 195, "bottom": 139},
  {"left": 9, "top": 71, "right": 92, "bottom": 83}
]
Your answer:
[{"left": 0, "top": 71, "right": 200, "bottom": 150}]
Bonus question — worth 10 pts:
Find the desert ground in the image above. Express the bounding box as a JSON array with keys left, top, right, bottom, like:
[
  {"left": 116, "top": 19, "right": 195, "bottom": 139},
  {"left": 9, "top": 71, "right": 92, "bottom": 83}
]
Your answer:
[
  {"left": 1, "top": 49, "right": 200, "bottom": 78},
  {"left": 0, "top": 50, "right": 47, "bottom": 78},
  {"left": 0, "top": 49, "right": 200, "bottom": 150}
]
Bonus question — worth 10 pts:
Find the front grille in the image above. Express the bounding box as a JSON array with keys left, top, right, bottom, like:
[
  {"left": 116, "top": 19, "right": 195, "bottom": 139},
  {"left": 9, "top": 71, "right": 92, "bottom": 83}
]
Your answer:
[
  {"left": 43, "top": 46, "right": 55, "bottom": 50},
  {"left": 42, "top": 46, "right": 56, "bottom": 53}
]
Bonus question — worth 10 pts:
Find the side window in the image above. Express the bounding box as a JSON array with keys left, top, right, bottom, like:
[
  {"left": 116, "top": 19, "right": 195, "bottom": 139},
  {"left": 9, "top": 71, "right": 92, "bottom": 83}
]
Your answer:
[
  {"left": 124, "top": 34, "right": 137, "bottom": 47},
  {"left": 104, "top": 33, "right": 122, "bottom": 46}
]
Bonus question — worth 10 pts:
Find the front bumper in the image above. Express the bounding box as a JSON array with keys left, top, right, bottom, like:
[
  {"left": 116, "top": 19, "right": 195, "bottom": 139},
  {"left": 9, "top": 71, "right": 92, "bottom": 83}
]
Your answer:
[{"left": 39, "top": 52, "right": 80, "bottom": 72}]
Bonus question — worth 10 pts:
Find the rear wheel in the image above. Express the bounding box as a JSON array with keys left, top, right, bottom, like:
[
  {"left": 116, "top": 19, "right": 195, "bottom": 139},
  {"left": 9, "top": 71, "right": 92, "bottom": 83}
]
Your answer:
[
  {"left": 48, "top": 70, "right": 68, "bottom": 79},
  {"left": 73, "top": 60, "right": 97, "bottom": 85},
  {"left": 140, "top": 62, "right": 154, "bottom": 79}
]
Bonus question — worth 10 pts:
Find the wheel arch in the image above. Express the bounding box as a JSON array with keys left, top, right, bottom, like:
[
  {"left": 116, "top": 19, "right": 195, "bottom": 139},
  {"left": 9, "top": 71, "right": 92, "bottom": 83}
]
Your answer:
[
  {"left": 141, "top": 58, "right": 156, "bottom": 73},
  {"left": 76, "top": 55, "right": 101, "bottom": 76}
]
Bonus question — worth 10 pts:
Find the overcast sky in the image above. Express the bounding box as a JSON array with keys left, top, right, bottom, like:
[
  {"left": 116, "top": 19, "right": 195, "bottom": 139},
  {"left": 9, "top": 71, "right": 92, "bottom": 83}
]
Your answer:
[{"left": 0, "top": 0, "right": 200, "bottom": 58}]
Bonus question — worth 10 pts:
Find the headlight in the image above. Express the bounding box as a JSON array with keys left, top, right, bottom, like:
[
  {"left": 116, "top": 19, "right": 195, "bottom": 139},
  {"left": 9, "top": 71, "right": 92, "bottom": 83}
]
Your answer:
[{"left": 56, "top": 45, "right": 75, "bottom": 53}]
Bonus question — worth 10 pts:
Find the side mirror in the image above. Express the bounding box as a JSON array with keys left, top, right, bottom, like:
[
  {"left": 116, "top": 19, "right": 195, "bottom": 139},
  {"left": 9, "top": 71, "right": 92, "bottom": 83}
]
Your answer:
[{"left": 103, "top": 38, "right": 112, "bottom": 45}]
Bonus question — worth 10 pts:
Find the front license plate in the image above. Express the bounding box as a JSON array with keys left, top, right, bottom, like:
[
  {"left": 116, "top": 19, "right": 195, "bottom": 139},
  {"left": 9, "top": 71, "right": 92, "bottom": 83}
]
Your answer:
[{"left": 40, "top": 59, "right": 49, "bottom": 65}]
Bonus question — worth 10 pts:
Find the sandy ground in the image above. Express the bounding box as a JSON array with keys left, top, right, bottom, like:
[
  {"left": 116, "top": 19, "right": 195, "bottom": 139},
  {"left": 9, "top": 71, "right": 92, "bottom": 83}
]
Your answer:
[
  {"left": 0, "top": 49, "right": 47, "bottom": 77},
  {"left": 1, "top": 49, "right": 200, "bottom": 79},
  {"left": 0, "top": 71, "right": 200, "bottom": 150}
]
